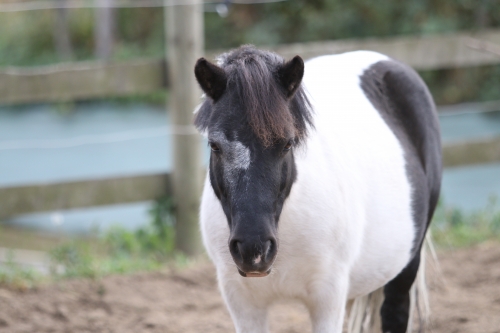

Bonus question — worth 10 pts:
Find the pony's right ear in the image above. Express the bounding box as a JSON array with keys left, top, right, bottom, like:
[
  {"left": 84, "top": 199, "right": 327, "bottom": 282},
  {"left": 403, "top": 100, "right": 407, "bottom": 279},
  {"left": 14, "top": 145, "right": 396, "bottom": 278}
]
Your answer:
[{"left": 194, "top": 58, "right": 227, "bottom": 101}]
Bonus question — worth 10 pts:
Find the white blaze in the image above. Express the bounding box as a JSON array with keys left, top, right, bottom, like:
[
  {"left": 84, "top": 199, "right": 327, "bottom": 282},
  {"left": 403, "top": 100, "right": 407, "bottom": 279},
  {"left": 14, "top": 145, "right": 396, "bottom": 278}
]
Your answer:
[
  {"left": 208, "top": 131, "right": 251, "bottom": 190},
  {"left": 231, "top": 141, "right": 251, "bottom": 170}
]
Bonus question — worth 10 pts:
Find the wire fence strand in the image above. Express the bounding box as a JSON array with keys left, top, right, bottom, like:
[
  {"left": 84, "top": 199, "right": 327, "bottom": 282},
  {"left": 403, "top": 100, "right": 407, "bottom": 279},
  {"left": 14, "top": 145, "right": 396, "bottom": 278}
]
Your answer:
[
  {"left": 0, "top": 125, "right": 200, "bottom": 151},
  {"left": 0, "top": 0, "right": 287, "bottom": 13}
]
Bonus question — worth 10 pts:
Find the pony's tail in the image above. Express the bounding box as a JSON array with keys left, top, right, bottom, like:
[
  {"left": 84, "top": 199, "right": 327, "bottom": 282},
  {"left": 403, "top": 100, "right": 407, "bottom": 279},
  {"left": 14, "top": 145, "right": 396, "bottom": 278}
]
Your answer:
[
  {"left": 347, "top": 234, "right": 437, "bottom": 333},
  {"left": 347, "top": 287, "right": 384, "bottom": 333}
]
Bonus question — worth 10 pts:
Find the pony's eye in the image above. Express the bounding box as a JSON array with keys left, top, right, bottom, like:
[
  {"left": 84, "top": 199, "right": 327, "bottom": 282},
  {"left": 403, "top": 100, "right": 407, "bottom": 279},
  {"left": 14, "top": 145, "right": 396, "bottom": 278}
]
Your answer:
[
  {"left": 210, "top": 142, "right": 220, "bottom": 152},
  {"left": 283, "top": 141, "right": 293, "bottom": 152}
]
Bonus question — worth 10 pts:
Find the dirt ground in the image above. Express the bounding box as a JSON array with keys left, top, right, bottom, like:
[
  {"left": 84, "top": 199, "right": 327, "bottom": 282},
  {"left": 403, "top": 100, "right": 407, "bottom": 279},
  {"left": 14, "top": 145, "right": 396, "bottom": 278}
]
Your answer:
[{"left": 1, "top": 242, "right": 499, "bottom": 333}]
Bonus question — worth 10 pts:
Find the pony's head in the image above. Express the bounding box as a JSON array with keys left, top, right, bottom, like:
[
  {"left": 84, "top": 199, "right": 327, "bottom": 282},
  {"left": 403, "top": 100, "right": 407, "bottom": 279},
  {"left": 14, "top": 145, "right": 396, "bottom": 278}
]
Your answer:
[{"left": 194, "top": 46, "right": 313, "bottom": 277}]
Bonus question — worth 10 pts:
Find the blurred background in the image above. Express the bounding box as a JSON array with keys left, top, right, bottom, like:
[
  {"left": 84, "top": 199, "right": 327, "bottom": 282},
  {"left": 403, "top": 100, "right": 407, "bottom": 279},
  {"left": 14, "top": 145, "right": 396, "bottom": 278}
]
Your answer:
[{"left": 0, "top": 0, "right": 500, "bottom": 288}]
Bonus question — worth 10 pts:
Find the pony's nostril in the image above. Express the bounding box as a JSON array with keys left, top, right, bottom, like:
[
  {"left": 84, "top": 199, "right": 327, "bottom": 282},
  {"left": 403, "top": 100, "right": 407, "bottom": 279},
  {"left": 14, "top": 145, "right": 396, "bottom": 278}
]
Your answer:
[
  {"left": 264, "top": 238, "right": 277, "bottom": 261},
  {"left": 265, "top": 240, "right": 272, "bottom": 255},
  {"left": 229, "top": 239, "right": 243, "bottom": 261}
]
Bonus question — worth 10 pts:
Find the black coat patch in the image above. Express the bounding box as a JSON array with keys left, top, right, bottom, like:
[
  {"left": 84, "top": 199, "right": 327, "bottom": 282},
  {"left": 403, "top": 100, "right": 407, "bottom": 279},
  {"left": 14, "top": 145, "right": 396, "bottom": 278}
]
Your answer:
[{"left": 359, "top": 60, "right": 442, "bottom": 256}]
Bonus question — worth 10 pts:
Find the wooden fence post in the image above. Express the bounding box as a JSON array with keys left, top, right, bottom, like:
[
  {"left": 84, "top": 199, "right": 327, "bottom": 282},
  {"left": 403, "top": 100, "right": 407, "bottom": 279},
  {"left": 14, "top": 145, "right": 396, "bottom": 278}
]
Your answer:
[{"left": 165, "top": 0, "right": 204, "bottom": 255}]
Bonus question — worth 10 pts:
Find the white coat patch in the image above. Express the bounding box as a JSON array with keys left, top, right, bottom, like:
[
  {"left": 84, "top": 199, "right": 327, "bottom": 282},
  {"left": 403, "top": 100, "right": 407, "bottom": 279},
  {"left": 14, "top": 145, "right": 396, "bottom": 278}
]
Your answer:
[
  {"left": 208, "top": 131, "right": 251, "bottom": 190},
  {"left": 224, "top": 140, "right": 251, "bottom": 191},
  {"left": 231, "top": 141, "right": 251, "bottom": 170}
]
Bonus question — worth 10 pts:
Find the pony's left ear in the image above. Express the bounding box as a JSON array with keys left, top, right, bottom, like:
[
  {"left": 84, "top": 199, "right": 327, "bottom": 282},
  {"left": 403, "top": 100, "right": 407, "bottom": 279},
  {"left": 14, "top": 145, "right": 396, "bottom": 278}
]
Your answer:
[
  {"left": 278, "top": 55, "right": 305, "bottom": 98},
  {"left": 194, "top": 58, "right": 227, "bottom": 101}
]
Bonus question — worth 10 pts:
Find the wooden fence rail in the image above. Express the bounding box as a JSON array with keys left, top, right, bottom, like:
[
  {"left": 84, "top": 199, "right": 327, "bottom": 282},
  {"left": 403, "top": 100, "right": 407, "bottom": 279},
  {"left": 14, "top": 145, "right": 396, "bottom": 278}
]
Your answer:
[
  {"left": 0, "top": 174, "right": 171, "bottom": 219},
  {"left": 0, "top": 59, "right": 165, "bottom": 105},
  {"left": 2, "top": 28, "right": 500, "bottom": 105},
  {"left": 442, "top": 136, "right": 500, "bottom": 168}
]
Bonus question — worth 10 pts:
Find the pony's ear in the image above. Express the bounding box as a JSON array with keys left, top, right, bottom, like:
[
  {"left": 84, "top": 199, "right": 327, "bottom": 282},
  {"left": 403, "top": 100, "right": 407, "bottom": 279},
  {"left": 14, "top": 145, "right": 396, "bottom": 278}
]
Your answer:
[
  {"left": 194, "top": 58, "right": 227, "bottom": 101},
  {"left": 278, "top": 55, "right": 304, "bottom": 98}
]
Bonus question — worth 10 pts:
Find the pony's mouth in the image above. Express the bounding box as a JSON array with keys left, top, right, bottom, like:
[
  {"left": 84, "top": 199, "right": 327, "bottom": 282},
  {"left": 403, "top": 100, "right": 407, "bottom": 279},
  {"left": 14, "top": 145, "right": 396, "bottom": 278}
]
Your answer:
[{"left": 237, "top": 268, "right": 271, "bottom": 278}]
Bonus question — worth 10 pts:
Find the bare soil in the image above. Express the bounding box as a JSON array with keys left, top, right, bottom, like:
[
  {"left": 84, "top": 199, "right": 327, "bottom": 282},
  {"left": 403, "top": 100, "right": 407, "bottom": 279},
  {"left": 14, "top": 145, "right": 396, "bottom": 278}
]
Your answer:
[{"left": 1, "top": 243, "right": 500, "bottom": 333}]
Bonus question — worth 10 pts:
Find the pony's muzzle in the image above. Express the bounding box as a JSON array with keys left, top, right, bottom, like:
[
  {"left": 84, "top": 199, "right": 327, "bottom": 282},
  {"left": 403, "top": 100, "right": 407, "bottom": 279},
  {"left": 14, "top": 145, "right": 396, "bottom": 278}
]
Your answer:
[{"left": 229, "top": 237, "right": 277, "bottom": 277}]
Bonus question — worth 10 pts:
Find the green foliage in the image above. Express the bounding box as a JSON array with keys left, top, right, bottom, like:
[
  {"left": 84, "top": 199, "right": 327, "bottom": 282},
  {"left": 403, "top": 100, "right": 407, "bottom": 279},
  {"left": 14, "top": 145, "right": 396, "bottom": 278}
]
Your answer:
[
  {"left": 104, "top": 196, "right": 175, "bottom": 258},
  {"left": 114, "top": 7, "right": 165, "bottom": 60},
  {"left": 0, "top": 252, "right": 42, "bottom": 291},
  {"left": 2, "top": 1, "right": 500, "bottom": 63},
  {"left": 49, "top": 240, "right": 162, "bottom": 279},
  {"left": 48, "top": 197, "right": 175, "bottom": 279},
  {"left": 49, "top": 241, "right": 99, "bottom": 278},
  {"left": 205, "top": 0, "right": 500, "bottom": 48},
  {"left": 431, "top": 196, "right": 500, "bottom": 248},
  {"left": 420, "top": 64, "right": 500, "bottom": 104},
  {"left": 0, "top": 11, "right": 57, "bottom": 66}
]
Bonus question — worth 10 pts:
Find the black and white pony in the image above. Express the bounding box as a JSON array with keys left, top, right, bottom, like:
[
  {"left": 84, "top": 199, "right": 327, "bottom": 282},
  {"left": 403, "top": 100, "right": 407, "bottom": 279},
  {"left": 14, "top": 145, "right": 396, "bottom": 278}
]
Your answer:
[{"left": 194, "top": 46, "right": 441, "bottom": 333}]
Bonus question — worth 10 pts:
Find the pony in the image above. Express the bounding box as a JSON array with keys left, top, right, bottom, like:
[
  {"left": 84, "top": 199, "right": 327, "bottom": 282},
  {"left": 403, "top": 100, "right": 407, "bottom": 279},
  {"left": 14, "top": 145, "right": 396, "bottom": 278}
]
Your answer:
[{"left": 193, "top": 45, "right": 441, "bottom": 333}]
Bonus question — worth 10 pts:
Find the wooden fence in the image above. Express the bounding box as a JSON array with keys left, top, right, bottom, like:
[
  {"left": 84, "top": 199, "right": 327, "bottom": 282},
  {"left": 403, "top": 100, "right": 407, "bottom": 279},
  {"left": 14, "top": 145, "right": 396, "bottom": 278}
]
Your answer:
[{"left": 1, "top": 28, "right": 500, "bottom": 219}]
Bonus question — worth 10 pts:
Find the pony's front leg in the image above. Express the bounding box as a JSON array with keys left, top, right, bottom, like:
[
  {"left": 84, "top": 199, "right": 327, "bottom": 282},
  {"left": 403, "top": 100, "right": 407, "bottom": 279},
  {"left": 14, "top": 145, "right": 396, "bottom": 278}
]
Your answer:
[
  {"left": 306, "top": 276, "right": 349, "bottom": 333},
  {"left": 220, "top": 280, "right": 270, "bottom": 333}
]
